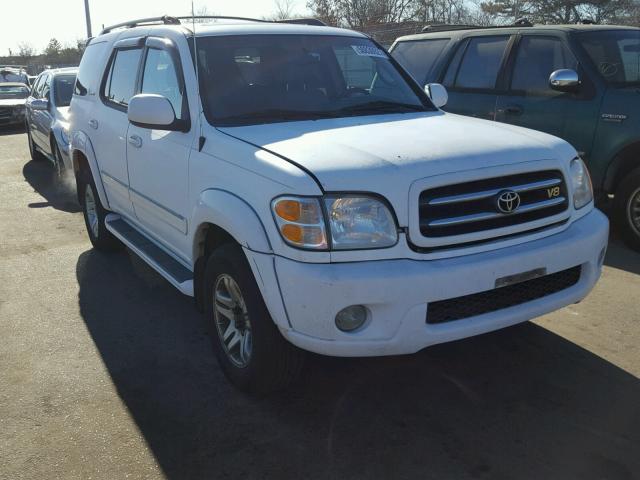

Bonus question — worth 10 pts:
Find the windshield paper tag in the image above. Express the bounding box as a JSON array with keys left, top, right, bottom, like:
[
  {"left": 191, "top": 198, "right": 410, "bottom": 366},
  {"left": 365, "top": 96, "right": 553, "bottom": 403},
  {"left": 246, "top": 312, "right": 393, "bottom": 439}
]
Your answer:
[{"left": 352, "top": 45, "right": 387, "bottom": 58}]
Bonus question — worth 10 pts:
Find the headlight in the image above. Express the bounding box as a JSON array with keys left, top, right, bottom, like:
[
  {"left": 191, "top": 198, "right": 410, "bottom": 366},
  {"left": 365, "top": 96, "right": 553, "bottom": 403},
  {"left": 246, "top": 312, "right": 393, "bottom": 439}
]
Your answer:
[
  {"left": 324, "top": 196, "right": 397, "bottom": 250},
  {"left": 271, "top": 195, "right": 398, "bottom": 250},
  {"left": 271, "top": 197, "right": 328, "bottom": 250},
  {"left": 61, "top": 128, "right": 70, "bottom": 145},
  {"left": 570, "top": 158, "right": 593, "bottom": 209}
]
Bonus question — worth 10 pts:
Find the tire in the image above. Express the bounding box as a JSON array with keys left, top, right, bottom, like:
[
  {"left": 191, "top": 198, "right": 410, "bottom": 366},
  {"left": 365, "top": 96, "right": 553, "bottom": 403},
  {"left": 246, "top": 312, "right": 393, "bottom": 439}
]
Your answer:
[
  {"left": 26, "top": 125, "right": 45, "bottom": 161},
  {"left": 204, "top": 243, "right": 304, "bottom": 395},
  {"left": 613, "top": 167, "right": 640, "bottom": 252},
  {"left": 52, "top": 140, "right": 65, "bottom": 179},
  {"left": 78, "top": 171, "right": 122, "bottom": 252}
]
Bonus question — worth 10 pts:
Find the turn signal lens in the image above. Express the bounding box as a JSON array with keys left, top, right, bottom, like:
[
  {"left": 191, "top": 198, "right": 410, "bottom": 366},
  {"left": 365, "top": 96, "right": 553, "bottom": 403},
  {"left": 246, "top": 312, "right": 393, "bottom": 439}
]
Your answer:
[
  {"left": 271, "top": 197, "right": 327, "bottom": 250},
  {"left": 275, "top": 200, "right": 301, "bottom": 222}
]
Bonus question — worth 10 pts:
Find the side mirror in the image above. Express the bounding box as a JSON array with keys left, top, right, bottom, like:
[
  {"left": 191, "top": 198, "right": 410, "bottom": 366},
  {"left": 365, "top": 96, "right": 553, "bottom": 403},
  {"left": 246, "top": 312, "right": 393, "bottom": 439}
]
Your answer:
[
  {"left": 424, "top": 83, "right": 448, "bottom": 108},
  {"left": 31, "top": 99, "right": 49, "bottom": 111},
  {"left": 128, "top": 94, "right": 182, "bottom": 131},
  {"left": 549, "top": 69, "right": 580, "bottom": 92}
]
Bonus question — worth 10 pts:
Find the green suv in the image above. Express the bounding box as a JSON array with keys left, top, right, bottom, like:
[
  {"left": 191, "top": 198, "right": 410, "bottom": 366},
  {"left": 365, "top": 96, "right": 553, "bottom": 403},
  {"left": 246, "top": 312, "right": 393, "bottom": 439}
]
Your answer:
[{"left": 391, "top": 23, "right": 640, "bottom": 250}]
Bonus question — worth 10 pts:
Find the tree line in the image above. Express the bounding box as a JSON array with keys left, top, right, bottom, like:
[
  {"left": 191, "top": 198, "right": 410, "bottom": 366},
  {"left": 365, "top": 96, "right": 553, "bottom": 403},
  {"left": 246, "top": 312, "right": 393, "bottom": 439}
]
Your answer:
[
  {"left": 1, "top": 38, "right": 85, "bottom": 73},
  {"left": 306, "top": 0, "right": 639, "bottom": 28}
]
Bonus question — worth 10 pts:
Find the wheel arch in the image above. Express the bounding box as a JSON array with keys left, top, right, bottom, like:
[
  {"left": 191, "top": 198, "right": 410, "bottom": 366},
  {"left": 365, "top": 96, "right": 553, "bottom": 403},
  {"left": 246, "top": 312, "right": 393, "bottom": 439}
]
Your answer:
[
  {"left": 191, "top": 189, "right": 274, "bottom": 312},
  {"left": 70, "top": 131, "right": 109, "bottom": 208},
  {"left": 603, "top": 141, "right": 640, "bottom": 195}
]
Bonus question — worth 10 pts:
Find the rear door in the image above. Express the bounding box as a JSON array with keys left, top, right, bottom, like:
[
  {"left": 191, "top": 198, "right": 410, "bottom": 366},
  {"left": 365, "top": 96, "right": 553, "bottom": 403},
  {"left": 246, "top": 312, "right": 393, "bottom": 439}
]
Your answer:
[
  {"left": 495, "top": 34, "right": 600, "bottom": 156},
  {"left": 93, "top": 40, "right": 144, "bottom": 217},
  {"left": 31, "top": 73, "right": 52, "bottom": 149},
  {"left": 441, "top": 35, "right": 513, "bottom": 120}
]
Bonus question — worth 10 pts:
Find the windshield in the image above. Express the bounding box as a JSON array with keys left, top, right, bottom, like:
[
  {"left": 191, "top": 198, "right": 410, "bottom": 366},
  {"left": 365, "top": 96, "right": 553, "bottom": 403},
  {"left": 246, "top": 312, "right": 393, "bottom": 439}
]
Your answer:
[
  {"left": 196, "top": 34, "right": 433, "bottom": 126},
  {"left": 578, "top": 30, "right": 640, "bottom": 86},
  {"left": 54, "top": 74, "right": 76, "bottom": 107},
  {"left": 0, "top": 85, "right": 29, "bottom": 99}
]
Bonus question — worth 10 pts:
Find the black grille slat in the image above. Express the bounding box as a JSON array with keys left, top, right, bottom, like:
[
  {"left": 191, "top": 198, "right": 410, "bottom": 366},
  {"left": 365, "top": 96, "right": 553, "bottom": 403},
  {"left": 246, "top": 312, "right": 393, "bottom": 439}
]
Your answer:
[
  {"left": 426, "top": 266, "right": 582, "bottom": 324},
  {"left": 419, "top": 170, "right": 568, "bottom": 238}
]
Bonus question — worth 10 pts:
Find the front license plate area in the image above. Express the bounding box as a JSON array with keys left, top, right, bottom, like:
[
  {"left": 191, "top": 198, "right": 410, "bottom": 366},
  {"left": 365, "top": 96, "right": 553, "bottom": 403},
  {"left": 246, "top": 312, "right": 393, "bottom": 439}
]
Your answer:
[{"left": 495, "top": 267, "right": 547, "bottom": 289}]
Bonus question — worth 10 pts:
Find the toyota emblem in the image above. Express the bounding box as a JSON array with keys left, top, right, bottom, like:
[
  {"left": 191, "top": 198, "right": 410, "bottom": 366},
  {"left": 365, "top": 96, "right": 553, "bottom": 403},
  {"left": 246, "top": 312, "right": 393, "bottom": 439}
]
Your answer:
[{"left": 496, "top": 190, "right": 521, "bottom": 214}]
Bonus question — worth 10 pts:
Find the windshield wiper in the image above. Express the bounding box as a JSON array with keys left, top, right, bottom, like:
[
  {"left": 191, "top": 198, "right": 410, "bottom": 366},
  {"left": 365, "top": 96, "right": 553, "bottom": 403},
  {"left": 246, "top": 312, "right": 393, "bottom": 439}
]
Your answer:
[
  {"left": 216, "top": 109, "right": 337, "bottom": 125},
  {"left": 339, "top": 100, "right": 426, "bottom": 115}
]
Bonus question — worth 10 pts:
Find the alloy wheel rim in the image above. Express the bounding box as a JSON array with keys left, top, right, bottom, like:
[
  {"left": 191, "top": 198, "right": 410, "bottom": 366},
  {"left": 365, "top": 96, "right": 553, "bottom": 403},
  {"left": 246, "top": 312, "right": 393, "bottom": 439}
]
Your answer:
[
  {"left": 628, "top": 187, "right": 640, "bottom": 236},
  {"left": 213, "top": 274, "right": 252, "bottom": 368},
  {"left": 84, "top": 185, "right": 99, "bottom": 238}
]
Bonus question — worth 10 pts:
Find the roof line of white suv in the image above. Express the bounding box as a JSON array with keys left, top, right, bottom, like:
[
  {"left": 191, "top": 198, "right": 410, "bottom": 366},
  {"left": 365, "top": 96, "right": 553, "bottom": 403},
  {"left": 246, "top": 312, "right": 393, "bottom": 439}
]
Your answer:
[{"left": 96, "top": 15, "right": 365, "bottom": 40}]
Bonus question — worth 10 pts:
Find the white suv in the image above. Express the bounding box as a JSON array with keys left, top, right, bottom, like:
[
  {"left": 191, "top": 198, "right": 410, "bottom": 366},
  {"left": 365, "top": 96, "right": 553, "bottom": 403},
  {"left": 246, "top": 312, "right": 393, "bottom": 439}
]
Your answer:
[{"left": 69, "top": 16, "right": 609, "bottom": 393}]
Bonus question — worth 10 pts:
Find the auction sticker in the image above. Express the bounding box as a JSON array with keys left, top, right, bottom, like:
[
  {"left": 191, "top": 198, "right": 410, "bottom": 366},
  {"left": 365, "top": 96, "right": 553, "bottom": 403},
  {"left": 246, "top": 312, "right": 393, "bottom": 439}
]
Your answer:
[{"left": 352, "top": 45, "right": 387, "bottom": 58}]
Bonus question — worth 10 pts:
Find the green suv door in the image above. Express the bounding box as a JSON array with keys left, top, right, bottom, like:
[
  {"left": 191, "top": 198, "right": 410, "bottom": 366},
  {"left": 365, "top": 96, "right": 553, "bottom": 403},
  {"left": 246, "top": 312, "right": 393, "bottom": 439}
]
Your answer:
[{"left": 494, "top": 34, "right": 600, "bottom": 166}]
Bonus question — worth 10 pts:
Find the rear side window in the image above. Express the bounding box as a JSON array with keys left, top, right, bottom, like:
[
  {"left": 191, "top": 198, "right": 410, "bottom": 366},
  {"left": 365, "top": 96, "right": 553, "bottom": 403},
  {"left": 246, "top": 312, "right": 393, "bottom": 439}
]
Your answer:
[
  {"left": 103, "top": 48, "right": 142, "bottom": 107},
  {"left": 447, "top": 36, "right": 509, "bottom": 89},
  {"left": 141, "top": 48, "right": 184, "bottom": 120},
  {"left": 75, "top": 40, "right": 109, "bottom": 96},
  {"left": 54, "top": 74, "right": 76, "bottom": 107},
  {"left": 392, "top": 39, "right": 449, "bottom": 85},
  {"left": 511, "top": 36, "right": 577, "bottom": 93}
]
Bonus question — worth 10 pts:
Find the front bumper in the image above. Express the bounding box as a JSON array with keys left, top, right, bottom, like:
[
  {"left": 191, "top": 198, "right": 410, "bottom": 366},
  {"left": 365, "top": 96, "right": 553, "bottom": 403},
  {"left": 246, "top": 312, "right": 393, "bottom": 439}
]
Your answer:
[{"left": 250, "top": 208, "right": 608, "bottom": 357}]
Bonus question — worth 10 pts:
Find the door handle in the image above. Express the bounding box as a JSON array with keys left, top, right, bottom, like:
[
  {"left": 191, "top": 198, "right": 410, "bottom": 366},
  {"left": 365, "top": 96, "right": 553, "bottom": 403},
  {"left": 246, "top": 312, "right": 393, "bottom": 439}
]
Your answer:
[
  {"left": 499, "top": 105, "right": 523, "bottom": 116},
  {"left": 128, "top": 134, "right": 142, "bottom": 148},
  {"left": 88, "top": 119, "right": 98, "bottom": 129}
]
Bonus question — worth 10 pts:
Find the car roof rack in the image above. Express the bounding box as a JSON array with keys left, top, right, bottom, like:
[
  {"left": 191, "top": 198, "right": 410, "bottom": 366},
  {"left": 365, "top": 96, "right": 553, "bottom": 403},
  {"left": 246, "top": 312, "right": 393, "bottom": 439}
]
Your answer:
[
  {"left": 421, "top": 17, "right": 533, "bottom": 33},
  {"left": 100, "top": 15, "right": 326, "bottom": 35}
]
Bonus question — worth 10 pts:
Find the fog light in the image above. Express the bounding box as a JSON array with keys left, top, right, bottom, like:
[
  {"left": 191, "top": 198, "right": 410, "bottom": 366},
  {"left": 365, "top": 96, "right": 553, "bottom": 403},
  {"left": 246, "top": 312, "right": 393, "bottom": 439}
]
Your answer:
[{"left": 335, "top": 305, "right": 367, "bottom": 332}]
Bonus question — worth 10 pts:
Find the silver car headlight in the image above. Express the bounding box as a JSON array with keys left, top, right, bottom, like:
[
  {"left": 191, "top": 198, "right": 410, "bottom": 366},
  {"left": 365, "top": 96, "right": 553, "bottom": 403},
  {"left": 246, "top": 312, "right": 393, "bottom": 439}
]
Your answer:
[
  {"left": 570, "top": 158, "right": 593, "bottom": 209},
  {"left": 324, "top": 195, "right": 397, "bottom": 250}
]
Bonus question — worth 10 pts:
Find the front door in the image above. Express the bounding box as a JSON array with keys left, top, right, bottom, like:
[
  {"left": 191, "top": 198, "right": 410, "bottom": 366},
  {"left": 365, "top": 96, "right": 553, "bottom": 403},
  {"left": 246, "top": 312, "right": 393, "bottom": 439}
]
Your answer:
[
  {"left": 442, "top": 35, "right": 513, "bottom": 121},
  {"left": 126, "top": 41, "right": 194, "bottom": 257},
  {"left": 495, "top": 34, "right": 600, "bottom": 158}
]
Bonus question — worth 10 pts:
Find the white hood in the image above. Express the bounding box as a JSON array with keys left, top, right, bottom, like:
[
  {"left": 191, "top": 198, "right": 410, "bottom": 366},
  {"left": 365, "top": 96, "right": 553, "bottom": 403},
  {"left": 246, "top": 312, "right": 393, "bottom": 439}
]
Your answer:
[{"left": 220, "top": 111, "right": 576, "bottom": 223}]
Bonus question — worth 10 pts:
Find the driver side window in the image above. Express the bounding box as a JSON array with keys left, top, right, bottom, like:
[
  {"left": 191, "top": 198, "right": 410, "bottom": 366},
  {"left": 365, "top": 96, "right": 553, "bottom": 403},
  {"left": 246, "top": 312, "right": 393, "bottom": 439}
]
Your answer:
[
  {"left": 510, "top": 36, "right": 578, "bottom": 94},
  {"left": 141, "top": 48, "right": 184, "bottom": 120}
]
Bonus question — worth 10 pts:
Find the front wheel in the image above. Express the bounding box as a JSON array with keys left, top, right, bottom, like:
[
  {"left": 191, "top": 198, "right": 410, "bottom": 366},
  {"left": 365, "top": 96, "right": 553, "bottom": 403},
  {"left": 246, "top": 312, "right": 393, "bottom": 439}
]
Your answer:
[
  {"left": 614, "top": 168, "right": 640, "bottom": 252},
  {"left": 204, "top": 244, "right": 304, "bottom": 394}
]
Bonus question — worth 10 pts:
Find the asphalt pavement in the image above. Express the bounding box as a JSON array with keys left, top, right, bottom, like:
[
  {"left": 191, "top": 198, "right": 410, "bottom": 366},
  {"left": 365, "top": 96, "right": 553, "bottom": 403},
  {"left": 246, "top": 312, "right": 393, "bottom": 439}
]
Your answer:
[{"left": 1, "top": 128, "right": 639, "bottom": 480}]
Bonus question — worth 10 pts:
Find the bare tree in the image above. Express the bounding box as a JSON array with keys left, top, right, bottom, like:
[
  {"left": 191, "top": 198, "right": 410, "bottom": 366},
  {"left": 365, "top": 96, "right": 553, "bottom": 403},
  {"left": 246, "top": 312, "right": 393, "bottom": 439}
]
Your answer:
[
  {"left": 17, "top": 42, "right": 35, "bottom": 58},
  {"left": 271, "top": 0, "right": 297, "bottom": 19}
]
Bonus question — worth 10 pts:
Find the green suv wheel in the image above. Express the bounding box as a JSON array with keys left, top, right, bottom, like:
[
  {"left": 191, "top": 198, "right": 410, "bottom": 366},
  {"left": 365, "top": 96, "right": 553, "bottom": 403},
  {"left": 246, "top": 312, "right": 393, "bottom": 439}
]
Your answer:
[{"left": 614, "top": 168, "right": 640, "bottom": 252}]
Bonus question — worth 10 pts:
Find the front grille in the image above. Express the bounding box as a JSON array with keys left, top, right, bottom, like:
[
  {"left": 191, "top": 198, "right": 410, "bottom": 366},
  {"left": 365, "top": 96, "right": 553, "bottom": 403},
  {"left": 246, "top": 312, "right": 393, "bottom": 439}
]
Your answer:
[
  {"left": 426, "top": 265, "right": 582, "bottom": 324},
  {"left": 0, "top": 107, "right": 12, "bottom": 120},
  {"left": 419, "top": 170, "right": 568, "bottom": 238}
]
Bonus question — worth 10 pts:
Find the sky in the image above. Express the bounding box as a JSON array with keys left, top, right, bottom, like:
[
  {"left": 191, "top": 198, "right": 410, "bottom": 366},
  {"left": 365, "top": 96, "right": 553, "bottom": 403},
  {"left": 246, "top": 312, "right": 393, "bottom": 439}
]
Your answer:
[{"left": 2, "top": 0, "right": 309, "bottom": 55}]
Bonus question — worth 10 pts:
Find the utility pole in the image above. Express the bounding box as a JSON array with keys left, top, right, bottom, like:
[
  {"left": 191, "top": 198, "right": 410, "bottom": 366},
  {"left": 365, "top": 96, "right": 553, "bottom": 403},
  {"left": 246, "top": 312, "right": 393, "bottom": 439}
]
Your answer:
[{"left": 84, "top": 0, "right": 93, "bottom": 38}]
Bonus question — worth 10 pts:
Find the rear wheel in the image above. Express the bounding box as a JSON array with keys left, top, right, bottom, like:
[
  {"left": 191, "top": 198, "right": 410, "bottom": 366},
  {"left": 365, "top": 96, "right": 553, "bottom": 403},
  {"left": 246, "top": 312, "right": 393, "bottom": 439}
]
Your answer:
[
  {"left": 614, "top": 167, "right": 640, "bottom": 252},
  {"left": 52, "top": 140, "right": 65, "bottom": 179},
  {"left": 26, "top": 125, "right": 44, "bottom": 161},
  {"left": 79, "top": 171, "right": 122, "bottom": 252},
  {"left": 204, "top": 243, "right": 304, "bottom": 394}
]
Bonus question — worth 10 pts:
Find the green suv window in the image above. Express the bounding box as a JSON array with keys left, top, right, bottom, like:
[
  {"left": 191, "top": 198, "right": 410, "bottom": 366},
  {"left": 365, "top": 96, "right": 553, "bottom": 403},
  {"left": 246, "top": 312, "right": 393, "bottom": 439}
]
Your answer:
[
  {"left": 446, "top": 36, "right": 510, "bottom": 90},
  {"left": 511, "top": 36, "right": 578, "bottom": 94}
]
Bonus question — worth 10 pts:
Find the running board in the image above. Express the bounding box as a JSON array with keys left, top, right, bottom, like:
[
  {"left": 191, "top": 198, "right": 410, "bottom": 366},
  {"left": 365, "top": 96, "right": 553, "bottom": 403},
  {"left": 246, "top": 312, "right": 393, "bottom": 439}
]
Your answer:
[{"left": 105, "top": 214, "right": 194, "bottom": 296}]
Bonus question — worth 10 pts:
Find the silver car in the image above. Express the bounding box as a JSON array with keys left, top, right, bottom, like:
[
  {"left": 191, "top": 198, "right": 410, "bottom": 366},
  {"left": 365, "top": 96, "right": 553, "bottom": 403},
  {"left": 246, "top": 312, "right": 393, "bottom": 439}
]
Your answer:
[{"left": 25, "top": 68, "right": 77, "bottom": 177}]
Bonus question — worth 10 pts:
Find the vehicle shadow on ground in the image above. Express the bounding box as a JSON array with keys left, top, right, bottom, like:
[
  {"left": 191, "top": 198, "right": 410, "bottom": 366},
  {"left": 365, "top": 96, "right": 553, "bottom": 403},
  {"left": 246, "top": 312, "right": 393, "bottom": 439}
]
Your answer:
[
  {"left": 22, "top": 159, "right": 81, "bottom": 213},
  {"left": 0, "top": 125, "right": 25, "bottom": 136},
  {"left": 76, "top": 249, "right": 640, "bottom": 480}
]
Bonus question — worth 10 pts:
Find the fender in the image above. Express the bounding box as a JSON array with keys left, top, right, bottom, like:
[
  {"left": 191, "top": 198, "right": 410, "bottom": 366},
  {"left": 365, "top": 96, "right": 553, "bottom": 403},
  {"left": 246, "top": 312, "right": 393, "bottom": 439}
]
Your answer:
[
  {"left": 70, "top": 130, "right": 110, "bottom": 209},
  {"left": 191, "top": 188, "right": 273, "bottom": 257}
]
